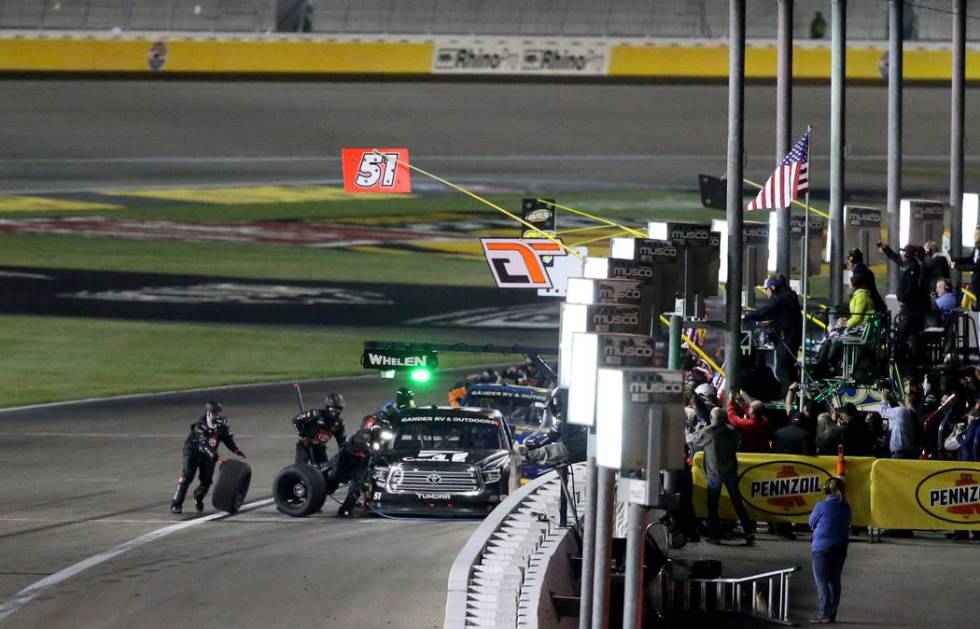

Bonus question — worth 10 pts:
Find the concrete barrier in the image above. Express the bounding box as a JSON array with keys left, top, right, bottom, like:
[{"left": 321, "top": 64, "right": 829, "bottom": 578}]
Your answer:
[
  {"left": 1, "top": 32, "right": 977, "bottom": 81},
  {"left": 446, "top": 463, "right": 585, "bottom": 629}
]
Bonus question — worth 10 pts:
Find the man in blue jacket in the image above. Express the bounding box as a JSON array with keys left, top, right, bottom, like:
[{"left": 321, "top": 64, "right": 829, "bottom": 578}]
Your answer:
[{"left": 809, "top": 477, "right": 851, "bottom": 623}]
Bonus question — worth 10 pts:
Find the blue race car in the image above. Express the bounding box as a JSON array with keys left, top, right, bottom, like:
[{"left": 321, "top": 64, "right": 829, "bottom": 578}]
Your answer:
[{"left": 460, "top": 383, "right": 557, "bottom": 481}]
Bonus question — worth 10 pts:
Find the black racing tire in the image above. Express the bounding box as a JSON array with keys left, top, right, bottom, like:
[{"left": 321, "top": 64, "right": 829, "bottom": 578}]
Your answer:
[
  {"left": 212, "top": 459, "right": 252, "bottom": 514},
  {"left": 273, "top": 464, "right": 327, "bottom": 517}
]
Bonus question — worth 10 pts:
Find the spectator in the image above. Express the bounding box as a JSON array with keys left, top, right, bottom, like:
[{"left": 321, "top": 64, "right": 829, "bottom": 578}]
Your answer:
[
  {"left": 810, "top": 11, "right": 827, "bottom": 39},
  {"left": 848, "top": 248, "right": 887, "bottom": 313},
  {"left": 809, "top": 477, "right": 851, "bottom": 623},
  {"left": 727, "top": 394, "right": 771, "bottom": 452},
  {"left": 693, "top": 382, "right": 719, "bottom": 426},
  {"left": 812, "top": 274, "right": 876, "bottom": 378},
  {"left": 838, "top": 403, "right": 873, "bottom": 457},
  {"left": 816, "top": 412, "right": 843, "bottom": 455},
  {"left": 693, "top": 408, "right": 756, "bottom": 545},
  {"left": 934, "top": 278, "right": 957, "bottom": 323},
  {"left": 880, "top": 389, "right": 920, "bottom": 459},
  {"left": 954, "top": 407, "right": 980, "bottom": 462},
  {"left": 743, "top": 277, "right": 802, "bottom": 396},
  {"left": 275, "top": 0, "right": 313, "bottom": 32},
  {"left": 952, "top": 227, "right": 980, "bottom": 310},
  {"left": 922, "top": 241, "right": 951, "bottom": 290},
  {"left": 773, "top": 412, "right": 813, "bottom": 455},
  {"left": 903, "top": 5, "right": 919, "bottom": 40},
  {"left": 879, "top": 241, "right": 929, "bottom": 368}
]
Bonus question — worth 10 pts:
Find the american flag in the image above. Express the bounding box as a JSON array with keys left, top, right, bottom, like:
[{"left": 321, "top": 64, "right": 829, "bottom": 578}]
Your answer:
[{"left": 746, "top": 130, "right": 810, "bottom": 211}]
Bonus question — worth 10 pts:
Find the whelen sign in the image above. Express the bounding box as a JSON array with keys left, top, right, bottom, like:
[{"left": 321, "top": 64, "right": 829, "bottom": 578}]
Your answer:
[{"left": 360, "top": 348, "right": 438, "bottom": 371}]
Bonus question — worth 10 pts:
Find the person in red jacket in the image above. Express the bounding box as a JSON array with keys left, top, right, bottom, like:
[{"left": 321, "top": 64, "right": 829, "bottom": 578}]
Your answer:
[{"left": 727, "top": 394, "right": 771, "bottom": 452}]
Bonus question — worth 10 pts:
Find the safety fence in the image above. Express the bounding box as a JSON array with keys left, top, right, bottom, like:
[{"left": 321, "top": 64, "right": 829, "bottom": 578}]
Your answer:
[
  {"left": 692, "top": 452, "right": 980, "bottom": 531},
  {"left": 2, "top": 32, "right": 978, "bottom": 81},
  {"left": 0, "top": 1, "right": 975, "bottom": 41}
]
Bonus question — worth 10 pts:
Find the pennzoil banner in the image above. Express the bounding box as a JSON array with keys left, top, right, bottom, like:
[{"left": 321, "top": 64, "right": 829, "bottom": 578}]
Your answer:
[
  {"left": 871, "top": 459, "right": 980, "bottom": 530},
  {"left": 692, "top": 452, "right": 874, "bottom": 525}
]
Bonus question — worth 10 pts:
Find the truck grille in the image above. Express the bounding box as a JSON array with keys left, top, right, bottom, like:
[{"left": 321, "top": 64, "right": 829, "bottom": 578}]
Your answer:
[{"left": 389, "top": 467, "right": 480, "bottom": 493}]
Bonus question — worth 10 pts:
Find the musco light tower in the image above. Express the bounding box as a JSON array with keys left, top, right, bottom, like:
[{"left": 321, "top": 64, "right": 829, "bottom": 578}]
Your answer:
[{"left": 564, "top": 234, "right": 711, "bottom": 626}]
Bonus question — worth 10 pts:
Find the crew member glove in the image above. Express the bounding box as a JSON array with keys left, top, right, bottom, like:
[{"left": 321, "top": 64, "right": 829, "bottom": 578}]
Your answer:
[{"left": 234, "top": 449, "right": 246, "bottom": 458}]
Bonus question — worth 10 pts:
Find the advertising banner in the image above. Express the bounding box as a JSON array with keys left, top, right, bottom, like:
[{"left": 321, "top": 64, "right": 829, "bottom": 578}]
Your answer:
[
  {"left": 692, "top": 452, "right": 874, "bottom": 525},
  {"left": 480, "top": 238, "right": 567, "bottom": 289},
  {"left": 341, "top": 148, "right": 411, "bottom": 193},
  {"left": 520, "top": 198, "right": 556, "bottom": 238},
  {"left": 432, "top": 37, "right": 609, "bottom": 76},
  {"left": 595, "top": 333, "right": 659, "bottom": 368},
  {"left": 870, "top": 459, "right": 980, "bottom": 530}
]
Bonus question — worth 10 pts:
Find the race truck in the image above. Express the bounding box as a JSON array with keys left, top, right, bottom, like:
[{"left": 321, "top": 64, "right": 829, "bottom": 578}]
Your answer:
[
  {"left": 458, "top": 383, "right": 557, "bottom": 481},
  {"left": 367, "top": 405, "right": 520, "bottom": 516}
]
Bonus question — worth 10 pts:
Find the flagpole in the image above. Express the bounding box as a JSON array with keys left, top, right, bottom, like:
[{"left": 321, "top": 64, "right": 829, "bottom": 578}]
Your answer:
[{"left": 799, "top": 124, "right": 813, "bottom": 411}]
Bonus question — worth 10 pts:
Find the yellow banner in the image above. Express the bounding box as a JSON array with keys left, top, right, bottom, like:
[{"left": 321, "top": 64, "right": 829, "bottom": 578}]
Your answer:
[
  {"left": 870, "top": 459, "right": 980, "bottom": 530},
  {"left": 0, "top": 38, "right": 433, "bottom": 75},
  {"left": 692, "top": 452, "right": 874, "bottom": 525}
]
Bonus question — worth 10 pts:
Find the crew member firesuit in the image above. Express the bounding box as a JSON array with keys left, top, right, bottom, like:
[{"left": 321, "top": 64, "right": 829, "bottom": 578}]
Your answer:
[
  {"left": 293, "top": 392, "right": 347, "bottom": 467},
  {"left": 171, "top": 400, "right": 244, "bottom": 514},
  {"left": 327, "top": 415, "right": 392, "bottom": 517}
]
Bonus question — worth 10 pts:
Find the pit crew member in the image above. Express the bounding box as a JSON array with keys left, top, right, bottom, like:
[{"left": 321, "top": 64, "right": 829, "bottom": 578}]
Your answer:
[
  {"left": 171, "top": 400, "right": 245, "bottom": 514},
  {"left": 293, "top": 392, "right": 347, "bottom": 466}
]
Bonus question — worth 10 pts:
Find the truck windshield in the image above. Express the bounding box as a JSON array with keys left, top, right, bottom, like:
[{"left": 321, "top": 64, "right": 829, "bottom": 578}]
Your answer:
[
  {"left": 465, "top": 394, "right": 544, "bottom": 426},
  {"left": 391, "top": 417, "right": 505, "bottom": 451}
]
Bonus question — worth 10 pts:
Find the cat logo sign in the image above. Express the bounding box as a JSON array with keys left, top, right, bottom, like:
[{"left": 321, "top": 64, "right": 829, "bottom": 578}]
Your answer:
[
  {"left": 741, "top": 460, "right": 831, "bottom": 517},
  {"left": 481, "top": 238, "right": 567, "bottom": 289},
  {"left": 916, "top": 469, "right": 980, "bottom": 524}
]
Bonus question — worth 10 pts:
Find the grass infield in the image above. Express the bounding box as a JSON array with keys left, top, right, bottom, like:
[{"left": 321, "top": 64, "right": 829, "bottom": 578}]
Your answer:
[
  {"left": 0, "top": 187, "right": 843, "bottom": 407},
  {"left": 0, "top": 315, "right": 544, "bottom": 409}
]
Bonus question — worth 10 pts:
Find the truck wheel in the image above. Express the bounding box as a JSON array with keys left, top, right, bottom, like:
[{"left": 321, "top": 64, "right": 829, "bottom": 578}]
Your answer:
[
  {"left": 212, "top": 459, "right": 252, "bottom": 514},
  {"left": 273, "top": 464, "right": 327, "bottom": 517}
]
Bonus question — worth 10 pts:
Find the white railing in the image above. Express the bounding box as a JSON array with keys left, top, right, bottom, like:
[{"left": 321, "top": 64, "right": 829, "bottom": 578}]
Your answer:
[
  {"left": 682, "top": 566, "right": 802, "bottom": 625},
  {"left": 1, "top": 1, "right": 974, "bottom": 41}
]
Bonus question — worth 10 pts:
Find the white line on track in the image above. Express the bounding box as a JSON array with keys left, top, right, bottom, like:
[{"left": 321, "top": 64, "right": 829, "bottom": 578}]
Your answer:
[
  {"left": 0, "top": 516, "right": 375, "bottom": 526},
  {"left": 0, "top": 432, "right": 295, "bottom": 439},
  {"left": 0, "top": 373, "right": 379, "bottom": 415},
  {"left": 0, "top": 497, "right": 274, "bottom": 623}
]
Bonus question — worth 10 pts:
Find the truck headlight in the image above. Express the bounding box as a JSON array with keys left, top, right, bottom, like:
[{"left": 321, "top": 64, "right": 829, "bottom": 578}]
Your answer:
[{"left": 481, "top": 468, "right": 502, "bottom": 484}]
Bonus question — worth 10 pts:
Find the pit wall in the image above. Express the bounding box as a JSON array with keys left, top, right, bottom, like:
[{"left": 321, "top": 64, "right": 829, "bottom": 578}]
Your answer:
[{"left": 1, "top": 32, "right": 978, "bottom": 81}]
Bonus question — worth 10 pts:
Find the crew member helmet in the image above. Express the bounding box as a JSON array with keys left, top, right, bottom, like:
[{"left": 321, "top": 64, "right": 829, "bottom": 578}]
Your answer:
[
  {"left": 694, "top": 383, "right": 717, "bottom": 400},
  {"left": 395, "top": 387, "right": 416, "bottom": 411},
  {"left": 324, "top": 392, "right": 345, "bottom": 411}
]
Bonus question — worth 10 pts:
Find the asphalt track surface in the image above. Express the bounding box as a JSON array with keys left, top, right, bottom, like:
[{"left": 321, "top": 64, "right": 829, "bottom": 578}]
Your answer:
[
  {"left": 0, "top": 372, "right": 489, "bottom": 628},
  {"left": 1, "top": 80, "right": 977, "bottom": 195},
  {"left": 1, "top": 78, "right": 978, "bottom": 628}
]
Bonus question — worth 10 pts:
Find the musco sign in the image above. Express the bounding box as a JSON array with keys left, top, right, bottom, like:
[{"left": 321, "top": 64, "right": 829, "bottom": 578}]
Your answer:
[
  {"left": 666, "top": 223, "right": 721, "bottom": 248},
  {"left": 607, "top": 259, "right": 655, "bottom": 282},
  {"left": 844, "top": 206, "right": 881, "bottom": 228},
  {"left": 740, "top": 460, "right": 833, "bottom": 517},
  {"left": 361, "top": 348, "right": 438, "bottom": 371},
  {"left": 916, "top": 469, "right": 980, "bottom": 524},
  {"left": 597, "top": 333, "right": 659, "bottom": 368},
  {"left": 586, "top": 304, "right": 648, "bottom": 335},
  {"left": 626, "top": 370, "right": 684, "bottom": 404}
]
